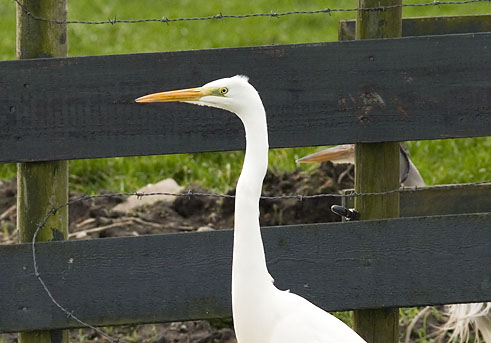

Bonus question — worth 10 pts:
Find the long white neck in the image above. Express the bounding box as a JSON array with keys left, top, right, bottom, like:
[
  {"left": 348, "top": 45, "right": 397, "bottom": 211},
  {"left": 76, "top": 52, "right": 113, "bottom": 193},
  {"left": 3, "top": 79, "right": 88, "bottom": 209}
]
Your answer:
[{"left": 232, "top": 101, "right": 272, "bottom": 290}]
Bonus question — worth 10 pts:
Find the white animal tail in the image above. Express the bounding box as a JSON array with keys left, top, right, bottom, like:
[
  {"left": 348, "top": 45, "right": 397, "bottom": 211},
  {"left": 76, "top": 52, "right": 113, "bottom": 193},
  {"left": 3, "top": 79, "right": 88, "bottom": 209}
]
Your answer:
[{"left": 439, "top": 303, "right": 491, "bottom": 342}]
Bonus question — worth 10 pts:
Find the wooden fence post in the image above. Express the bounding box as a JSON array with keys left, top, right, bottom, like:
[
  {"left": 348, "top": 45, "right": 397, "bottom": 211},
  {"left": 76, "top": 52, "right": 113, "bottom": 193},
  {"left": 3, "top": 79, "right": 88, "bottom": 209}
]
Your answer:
[
  {"left": 16, "top": 1, "right": 69, "bottom": 343},
  {"left": 353, "top": 1, "right": 402, "bottom": 342}
]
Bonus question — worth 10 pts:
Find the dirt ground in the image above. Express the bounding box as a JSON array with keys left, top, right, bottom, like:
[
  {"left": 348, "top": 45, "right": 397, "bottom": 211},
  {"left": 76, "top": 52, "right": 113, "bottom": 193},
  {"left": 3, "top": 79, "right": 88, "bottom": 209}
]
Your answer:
[{"left": 0, "top": 163, "right": 449, "bottom": 343}]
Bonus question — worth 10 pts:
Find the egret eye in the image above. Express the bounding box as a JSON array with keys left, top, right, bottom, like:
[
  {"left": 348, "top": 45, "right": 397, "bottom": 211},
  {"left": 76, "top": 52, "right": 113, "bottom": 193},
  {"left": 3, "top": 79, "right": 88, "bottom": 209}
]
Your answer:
[{"left": 219, "top": 87, "right": 229, "bottom": 95}]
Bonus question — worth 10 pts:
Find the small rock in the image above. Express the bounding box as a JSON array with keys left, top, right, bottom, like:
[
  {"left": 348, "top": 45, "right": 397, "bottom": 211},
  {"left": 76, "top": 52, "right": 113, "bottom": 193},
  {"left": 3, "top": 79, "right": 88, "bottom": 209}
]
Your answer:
[
  {"left": 197, "top": 226, "right": 215, "bottom": 232},
  {"left": 113, "top": 178, "right": 183, "bottom": 213}
]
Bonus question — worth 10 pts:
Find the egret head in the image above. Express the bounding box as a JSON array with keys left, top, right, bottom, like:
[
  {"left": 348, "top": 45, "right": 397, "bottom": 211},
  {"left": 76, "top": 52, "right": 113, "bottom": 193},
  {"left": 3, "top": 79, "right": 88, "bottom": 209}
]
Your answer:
[{"left": 135, "top": 75, "right": 261, "bottom": 118}]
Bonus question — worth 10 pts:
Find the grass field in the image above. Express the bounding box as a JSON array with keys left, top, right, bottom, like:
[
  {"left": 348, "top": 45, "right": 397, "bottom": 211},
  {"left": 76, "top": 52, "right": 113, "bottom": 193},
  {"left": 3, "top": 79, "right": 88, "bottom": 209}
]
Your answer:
[{"left": 1, "top": 0, "right": 490, "bottom": 192}]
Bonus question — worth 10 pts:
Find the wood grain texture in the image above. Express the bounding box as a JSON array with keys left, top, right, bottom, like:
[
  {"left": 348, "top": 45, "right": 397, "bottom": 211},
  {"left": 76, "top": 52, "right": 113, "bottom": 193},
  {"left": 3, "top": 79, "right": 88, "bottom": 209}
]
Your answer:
[
  {"left": 339, "top": 14, "right": 491, "bottom": 41},
  {"left": 16, "top": 0, "right": 69, "bottom": 341},
  {"left": 16, "top": 0, "right": 68, "bottom": 59},
  {"left": 1, "top": 213, "right": 490, "bottom": 333},
  {"left": 354, "top": 142, "right": 400, "bottom": 343},
  {"left": 354, "top": 2, "right": 402, "bottom": 341},
  {"left": 0, "top": 32, "right": 490, "bottom": 163},
  {"left": 401, "top": 184, "right": 491, "bottom": 217},
  {"left": 354, "top": 143, "right": 400, "bottom": 220},
  {"left": 343, "top": 183, "right": 491, "bottom": 217}
]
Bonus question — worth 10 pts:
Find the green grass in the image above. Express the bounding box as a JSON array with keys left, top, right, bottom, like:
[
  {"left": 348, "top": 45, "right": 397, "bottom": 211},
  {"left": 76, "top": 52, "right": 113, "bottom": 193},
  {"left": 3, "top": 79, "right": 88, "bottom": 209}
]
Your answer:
[
  {"left": 0, "top": 0, "right": 490, "bottom": 194},
  {"left": 408, "top": 137, "right": 491, "bottom": 185}
]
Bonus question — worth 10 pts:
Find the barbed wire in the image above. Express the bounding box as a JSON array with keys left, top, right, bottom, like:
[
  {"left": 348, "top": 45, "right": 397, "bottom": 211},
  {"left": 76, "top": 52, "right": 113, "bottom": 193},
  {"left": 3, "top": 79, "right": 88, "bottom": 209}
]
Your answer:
[
  {"left": 29, "top": 179, "right": 491, "bottom": 343},
  {"left": 13, "top": 0, "right": 490, "bottom": 25}
]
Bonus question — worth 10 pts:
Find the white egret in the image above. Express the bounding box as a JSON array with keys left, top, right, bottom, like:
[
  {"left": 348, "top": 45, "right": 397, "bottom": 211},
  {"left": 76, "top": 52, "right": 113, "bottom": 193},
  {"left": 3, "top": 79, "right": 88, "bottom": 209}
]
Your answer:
[
  {"left": 136, "top": 75, "right": 366, "bottom": 343},
  {"left": 298, "top": 144, "right": 491, "bottom": 342}
]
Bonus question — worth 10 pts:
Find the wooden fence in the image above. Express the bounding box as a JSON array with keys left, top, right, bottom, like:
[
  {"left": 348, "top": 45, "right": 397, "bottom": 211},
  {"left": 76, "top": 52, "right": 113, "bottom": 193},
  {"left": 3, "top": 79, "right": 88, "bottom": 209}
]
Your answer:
[
  {"left": 1, "top": 31, "right": 490, "bottom": 162},
  {"left": 1, "top": 211, "right": 490, "bottom": 332},
  {"left": 0, "top": 8, "right": 490, "bottom": 343}
]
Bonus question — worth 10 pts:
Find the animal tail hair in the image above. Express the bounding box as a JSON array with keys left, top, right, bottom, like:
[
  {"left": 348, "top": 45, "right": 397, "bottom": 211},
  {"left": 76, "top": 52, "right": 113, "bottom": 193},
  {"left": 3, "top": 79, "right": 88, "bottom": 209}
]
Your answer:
[{"left": 438, "top": 303, "right": 491, "bottom": 343}]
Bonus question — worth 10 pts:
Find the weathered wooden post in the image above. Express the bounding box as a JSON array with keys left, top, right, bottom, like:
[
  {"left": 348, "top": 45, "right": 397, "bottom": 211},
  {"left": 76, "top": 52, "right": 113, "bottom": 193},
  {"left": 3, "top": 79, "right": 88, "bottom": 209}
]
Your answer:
[
  {"left": 16, "top": 1, "right": 69, "bottom": 343},
  {"left": 353, "top": 1, "right": 402, "bottom": 342}
]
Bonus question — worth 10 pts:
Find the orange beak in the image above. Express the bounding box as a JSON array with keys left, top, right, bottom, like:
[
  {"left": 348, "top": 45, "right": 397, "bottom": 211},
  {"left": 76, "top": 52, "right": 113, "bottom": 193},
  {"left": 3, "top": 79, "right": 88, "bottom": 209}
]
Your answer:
[
  {"left": 135, "top": 87, "right": 210, "bottom": 103},
  {"left": 296, "top": 144, "right": 355, "bottom": 164}
]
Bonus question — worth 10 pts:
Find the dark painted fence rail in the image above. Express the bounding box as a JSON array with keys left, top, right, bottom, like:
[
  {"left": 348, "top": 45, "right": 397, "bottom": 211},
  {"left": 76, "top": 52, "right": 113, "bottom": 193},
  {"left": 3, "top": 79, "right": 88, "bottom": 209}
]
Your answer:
[
  {"left": 0, "top": 32, "right": 490, "bottom": 163},
  {"left": 1, "top": 213, "right": 490, "bottom": 333},
  {"left": 338, "top": 14, "right": 491, "bottom": 40},
  {"left": 344, "top": 183, "right": 491, "bottom": 217}
]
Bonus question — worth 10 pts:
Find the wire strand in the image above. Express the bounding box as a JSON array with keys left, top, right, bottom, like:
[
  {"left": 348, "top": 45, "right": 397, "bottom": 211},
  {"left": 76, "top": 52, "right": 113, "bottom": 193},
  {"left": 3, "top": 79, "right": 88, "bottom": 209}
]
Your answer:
[{"left": 12, "top": 0, "right": 490, "bottom": 25}]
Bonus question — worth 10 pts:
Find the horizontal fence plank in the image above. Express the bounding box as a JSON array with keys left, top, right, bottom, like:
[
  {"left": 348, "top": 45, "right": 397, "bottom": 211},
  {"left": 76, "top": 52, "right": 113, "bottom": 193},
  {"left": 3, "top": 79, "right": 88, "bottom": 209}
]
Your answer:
[
  {"left": 1, "top": 213, "right": 490, "bottom": 333},
  {"left": 0, "top": 32, "right": 490, "bottom": 162},
  {"left": 339, "top": 14, "right": 491, "bottom": 40},
  {"left": 343, "top": 183, "right": 491, "bottom": 217},
  {"left": 401, "top": 184, "right": 491, "bottom": 217}
]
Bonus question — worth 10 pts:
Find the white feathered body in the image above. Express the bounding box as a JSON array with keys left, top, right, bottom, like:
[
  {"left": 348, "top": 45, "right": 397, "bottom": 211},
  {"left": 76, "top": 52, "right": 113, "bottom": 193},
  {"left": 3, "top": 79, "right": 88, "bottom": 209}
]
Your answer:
[
  {"left": 233, "top": 282, "right": 365, "bottom": 343},
  {"left": 229, "top": 76, "right": 365, "bottom": 343}
]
